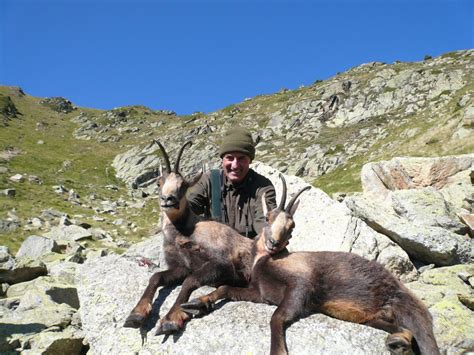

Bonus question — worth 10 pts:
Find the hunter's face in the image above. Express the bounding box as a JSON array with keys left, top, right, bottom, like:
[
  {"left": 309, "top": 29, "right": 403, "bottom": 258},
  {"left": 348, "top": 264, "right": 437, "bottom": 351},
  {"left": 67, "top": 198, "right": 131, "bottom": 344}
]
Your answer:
[{"left": 222, "top": 152, "right": 251, "bottom": 184}]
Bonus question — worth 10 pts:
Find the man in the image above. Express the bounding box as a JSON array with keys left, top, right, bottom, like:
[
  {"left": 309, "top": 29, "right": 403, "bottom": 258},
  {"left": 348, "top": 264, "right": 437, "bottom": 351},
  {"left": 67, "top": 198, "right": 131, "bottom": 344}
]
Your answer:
[{"left": 188, "top": 127, "right": 276, "bottom": 238}]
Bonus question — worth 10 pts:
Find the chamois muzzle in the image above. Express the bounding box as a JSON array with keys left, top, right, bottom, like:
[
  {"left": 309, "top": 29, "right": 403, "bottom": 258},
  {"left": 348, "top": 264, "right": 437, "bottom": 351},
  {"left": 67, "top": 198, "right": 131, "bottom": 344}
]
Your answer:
[{"left": 160, "top": 195, "right": 180, "bottom": 209}]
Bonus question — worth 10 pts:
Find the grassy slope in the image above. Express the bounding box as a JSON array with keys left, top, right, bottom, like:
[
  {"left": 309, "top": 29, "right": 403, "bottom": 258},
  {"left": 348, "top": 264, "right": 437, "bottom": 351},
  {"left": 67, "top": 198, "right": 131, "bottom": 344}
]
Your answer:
[{"left": 0, "top": 88, "right": 159, "bottom": 253}]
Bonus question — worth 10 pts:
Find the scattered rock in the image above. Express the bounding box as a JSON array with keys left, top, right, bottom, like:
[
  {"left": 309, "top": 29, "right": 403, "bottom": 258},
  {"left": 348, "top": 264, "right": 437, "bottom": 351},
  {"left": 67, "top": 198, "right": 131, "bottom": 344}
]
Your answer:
[
  {"left": 41, "top": 209, "right": 68, "bottom": 221},
  {"left": 459, "top": 213, "right": 474, "bottom": 237},
  {"left": 21, "top": 328, "right": 85, "bottom": 355},
  {"left": 0, "top": 218, "right": 20, "bottom": 233},
  {"left": 28, "top": 175, "right": 43, "bottom": 184},
  {"left": 0, "top": 258, "right": 48, "bottom": 285},
  {"left": 16, "top": 235, "right": 61, "bottom": 259},
  {"left": 9, "top": 173, "right": 24, "bottom": 182},
  {"left": 1, "top": 188, "right": 15, "bottom": 197},
  {"left": 43, "top": 225, "right": 93, "bottom": 243},
  {"left": 40, "top": 97, "right": 76, "bottom": 113},
  {"left": 53, "top": 185, "right": 68, "bottom": 194},
  {"left": 0, "top": 246, "right": 15, "bottom": 269}
]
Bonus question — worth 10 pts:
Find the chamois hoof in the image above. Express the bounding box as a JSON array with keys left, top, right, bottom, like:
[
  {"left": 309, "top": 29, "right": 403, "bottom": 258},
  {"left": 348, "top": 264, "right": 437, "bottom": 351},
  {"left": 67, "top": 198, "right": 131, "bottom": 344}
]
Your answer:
[
  {"left": 181, "top": 299, "right": 212, "bottom": 316},
  {"left": 385, "top": 334, "right": 411, "bottom": 355},
  {"left": 123, "top": 313, "right": 146, "bottom": 328},
  {"left": 155, "top": 321, "right": 180, "bottom": 335}
]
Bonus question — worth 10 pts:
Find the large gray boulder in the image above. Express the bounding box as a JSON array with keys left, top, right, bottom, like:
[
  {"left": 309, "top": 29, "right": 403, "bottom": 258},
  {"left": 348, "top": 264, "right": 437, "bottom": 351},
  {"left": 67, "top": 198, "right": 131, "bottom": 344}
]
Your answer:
[
  {"left": 252, "top": 162, "right": 418, "bottom": 281},
  {"left": 76, "top": 251, "right": 390, "bottom": 354},
  {"left": 43, "top": 225, "right": 92, "bottom": 243},
  {"left": 16, "top": 235, "right": 60, "bottom": 259},
  {"left": 0, "top": 258, "right": 48, "bottom": 285},
  {"left": 346, "top": 155, "right": 474, "bottom": 266},
  {"left": 112, "top": 142, "right": 161, "bottom": 188},
  {"left": 0, "top": 274, "right": 83, "bottom": 353},
  {"left": 390, "top": 188, "right": 468, "bottom": 234},
  {"left": 345, "top": 194, "right": 472, "bottom": 266},
  {"left": 361, "top": 154, "right": 474, "bottom": 200}
]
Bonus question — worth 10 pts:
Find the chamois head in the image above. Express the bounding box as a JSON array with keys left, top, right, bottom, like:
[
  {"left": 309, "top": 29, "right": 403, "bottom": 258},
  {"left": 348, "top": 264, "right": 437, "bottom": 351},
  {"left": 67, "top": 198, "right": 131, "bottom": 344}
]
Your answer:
[
  {"left": 153, "top": 140, "right": 202, "bottom": 218},
  {"left": 261, "top": 174, "right": 310, "bottom": 254}
]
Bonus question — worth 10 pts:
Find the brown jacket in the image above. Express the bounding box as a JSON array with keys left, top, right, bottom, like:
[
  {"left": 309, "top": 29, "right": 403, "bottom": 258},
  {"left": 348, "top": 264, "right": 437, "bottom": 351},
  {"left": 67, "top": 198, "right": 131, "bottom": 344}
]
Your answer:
[{"left": 187, "top": 169, "right": 277, "bottom": 238}]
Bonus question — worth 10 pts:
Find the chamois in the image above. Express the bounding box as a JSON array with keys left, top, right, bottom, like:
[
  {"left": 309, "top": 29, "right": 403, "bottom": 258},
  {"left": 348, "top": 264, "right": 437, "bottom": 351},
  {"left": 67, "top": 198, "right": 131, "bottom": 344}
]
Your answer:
[
  {"left": 124, "top": 140, "right": 255, "bottom": 334},
  {"left": 182, "top": 175, "right": 440, "bottom": 355}
]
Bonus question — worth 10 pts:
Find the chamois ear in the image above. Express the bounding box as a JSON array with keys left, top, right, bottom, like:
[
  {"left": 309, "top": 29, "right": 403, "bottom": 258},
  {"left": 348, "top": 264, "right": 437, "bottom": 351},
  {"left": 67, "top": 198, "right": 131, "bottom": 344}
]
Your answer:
[
  {"left": 159, "top": 163, "right": 167, "bottom": 177},
  {"left": 188, "top": 170, "right": 203, "bottom": 187},
  {"left": 157, "top": 176, "right": 164, "bottom": 188},
  {"left": 261, "top": 192, "right": 269, "bottom": 218},
  {"left": 288, "top": 199, "right": 300, "bottom": 217}
]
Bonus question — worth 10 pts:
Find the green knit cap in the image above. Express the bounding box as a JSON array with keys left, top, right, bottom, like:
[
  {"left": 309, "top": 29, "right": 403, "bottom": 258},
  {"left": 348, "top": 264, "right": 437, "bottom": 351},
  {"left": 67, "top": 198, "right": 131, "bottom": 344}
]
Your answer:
[{"left": 219, "top": 127, "right": 255, "bottom": 160}]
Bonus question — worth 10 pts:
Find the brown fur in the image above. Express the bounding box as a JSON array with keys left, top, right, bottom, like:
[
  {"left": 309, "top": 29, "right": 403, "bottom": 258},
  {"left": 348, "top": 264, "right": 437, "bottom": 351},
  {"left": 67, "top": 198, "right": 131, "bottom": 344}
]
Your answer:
[
  {"left": 320, "top": 300, "right": 371, "bottom": 323},
  {"left": 182, "top": 176, "right": 440, "bottom": 355},
  {"left": 124, "top": 141, "right": 255, "bottom": 334}
]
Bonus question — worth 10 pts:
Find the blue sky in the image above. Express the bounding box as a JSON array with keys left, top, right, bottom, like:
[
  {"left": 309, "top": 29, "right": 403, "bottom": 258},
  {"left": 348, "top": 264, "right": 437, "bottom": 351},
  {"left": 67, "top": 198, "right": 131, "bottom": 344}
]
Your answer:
[{"left": 1, "top": 0, "right": 473, "bottom": 115}]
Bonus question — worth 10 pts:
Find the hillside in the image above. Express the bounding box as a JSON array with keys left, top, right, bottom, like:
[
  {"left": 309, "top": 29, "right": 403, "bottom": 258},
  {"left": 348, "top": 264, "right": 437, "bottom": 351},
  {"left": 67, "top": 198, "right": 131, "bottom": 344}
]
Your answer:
[{"left": 0, "top": 49, "right": 473, "bottom": 253}]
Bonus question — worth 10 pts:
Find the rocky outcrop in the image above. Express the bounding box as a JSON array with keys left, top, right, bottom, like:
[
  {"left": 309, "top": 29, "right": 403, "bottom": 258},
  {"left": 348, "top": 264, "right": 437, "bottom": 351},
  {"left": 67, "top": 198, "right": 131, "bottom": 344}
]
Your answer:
[
  {"left": 361, "top": 154, "right": 474, "bottom": 200},
  {"left": 1, "top": 273, "right": 84, "bottom": 354},
  {"left": 345, "top": 194, "right": 472, "bottom": 266},
  {"left": 346, "top": 155, "right": 474, "bottom": 266},
  {"left": 43, "top": 225, "right": 93, "bottom": 243},
  {"left": 0, "top": 227, "right": 110, "bottom": 353},
  {"left": 0, "top": 94, "right": 20, "bottom": 120},
  {"left": 112, "top": 142, "right": 161, "bottom": 189},
  {"left": 39, "top": 97, "right": 76, "bottom": 114}
]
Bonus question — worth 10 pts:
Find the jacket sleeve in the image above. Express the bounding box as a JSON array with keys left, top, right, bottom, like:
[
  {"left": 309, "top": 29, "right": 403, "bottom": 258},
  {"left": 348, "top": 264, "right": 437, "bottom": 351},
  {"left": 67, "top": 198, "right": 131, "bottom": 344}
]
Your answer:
[
  {"left": 253, "top": 183, "right": 277, "bottom": 235},
  {"left": 187, "top": 171, "right": 212, "bottom": 217}
]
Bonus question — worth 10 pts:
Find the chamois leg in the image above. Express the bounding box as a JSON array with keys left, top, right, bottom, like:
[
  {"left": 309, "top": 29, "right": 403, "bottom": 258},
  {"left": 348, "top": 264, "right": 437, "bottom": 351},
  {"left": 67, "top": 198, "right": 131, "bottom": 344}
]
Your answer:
[
  {"left": 124, "top": 267, "right": 189, "bottom": 328},
  {"left": 364, "top": 318, "right": 415, "bottom": 355},
  {"left": 182, "top": 285, "right": 263, "bottom": 315},
  {"left": 269, "top": 289, "right": 306, "bottom": 355},
  {"left": 155, "top": 262, "right": 235, "bottom": 335}
]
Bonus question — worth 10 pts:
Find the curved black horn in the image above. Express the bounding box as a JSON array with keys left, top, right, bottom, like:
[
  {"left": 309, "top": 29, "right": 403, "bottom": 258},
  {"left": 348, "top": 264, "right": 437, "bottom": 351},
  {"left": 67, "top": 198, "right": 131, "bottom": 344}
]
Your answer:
[
  {"left": 278, "top": 174, "right": 287, "bottom": 211},
  {"left": 153, "top": 139, "right": 171, "bottom": 174},
  {"left": 174, "top": 141, "right": 192, "bottom": 173},
  {"left": 285, "top": 185, "right": 311, "bottom": 213}
]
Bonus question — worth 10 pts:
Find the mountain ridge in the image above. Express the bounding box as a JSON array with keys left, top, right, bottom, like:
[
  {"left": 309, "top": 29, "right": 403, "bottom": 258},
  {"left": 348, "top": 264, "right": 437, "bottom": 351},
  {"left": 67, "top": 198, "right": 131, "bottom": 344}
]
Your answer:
[{"left": 0, "top": 49, "right": 473, "bottom": 252}]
